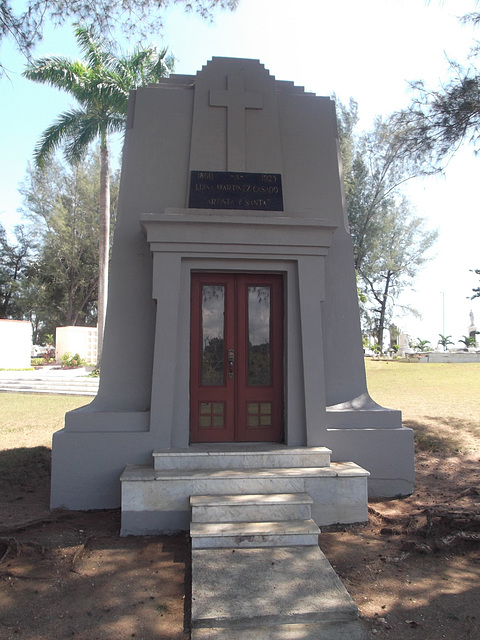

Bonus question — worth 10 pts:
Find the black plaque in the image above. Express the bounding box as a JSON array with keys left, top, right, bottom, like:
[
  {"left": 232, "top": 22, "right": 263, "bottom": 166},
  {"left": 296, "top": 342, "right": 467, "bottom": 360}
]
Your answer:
[{"left": 189, "top": 171, "right": 283, "bottom": 211}]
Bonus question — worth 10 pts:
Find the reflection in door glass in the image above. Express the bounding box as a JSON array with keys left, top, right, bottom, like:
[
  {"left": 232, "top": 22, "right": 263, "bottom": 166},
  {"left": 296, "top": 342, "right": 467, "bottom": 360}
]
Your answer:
[
  {"left": 201, "top": 285, "right": 225, "bottom": 385},
  {"left": 248, "top": 286, "right": 271, "bottom": 385}
]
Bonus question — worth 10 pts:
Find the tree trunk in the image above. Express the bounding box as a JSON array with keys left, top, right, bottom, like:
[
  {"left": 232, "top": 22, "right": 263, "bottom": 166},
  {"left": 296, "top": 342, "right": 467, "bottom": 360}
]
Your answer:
[
  {"left": 376, "top": 271, "right": 393, "bottom": 350},
  {"left": 72, "top": 279, "right": 98, "bottom": 327},
  {"left": 98, "top": 132, "right": 110, "bottom": 367}
]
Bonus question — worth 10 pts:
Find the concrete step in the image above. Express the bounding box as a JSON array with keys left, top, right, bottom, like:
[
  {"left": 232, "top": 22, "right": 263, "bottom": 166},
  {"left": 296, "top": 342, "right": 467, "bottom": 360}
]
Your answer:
[
  {"left": 153, "top": 445, "right": 332, "bottom": 471},
  {"left": 191, "top": 546, "right": 362, "bottom": 630},
  {"left": 0, "top": 378, "right": 98, "bottom": 387},
  {"left": 0, "top": 375, "right": 97, "bottom": 383},
  {"left": 124, "top": 461, "right": 366, "bottom": 483},
  {"left": 190, "top": 492, "right": 313, "bottom": 523},
  {"left": 0, "top": 378, "right": 98, "bottom": 396},
  {"left": 190, "top": 519, "right": 320, "bottom": 549},
  {"left": 192, "top": 620, "right": 369, "bottom": 639},
  {"left": 0, "top": 380, "right": 99, "bottom": 388},
  {"left": 0, "top": 371, "right": 99, "bottom": 396}
]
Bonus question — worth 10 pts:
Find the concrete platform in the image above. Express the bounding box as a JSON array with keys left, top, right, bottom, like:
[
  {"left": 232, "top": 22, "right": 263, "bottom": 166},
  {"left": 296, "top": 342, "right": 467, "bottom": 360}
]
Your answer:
[
  {"left": 121, "top": 461, "right": 369, "bottom": 534},
  {"left": 191, "top": 546, "right": 362, "bottom": 630}
]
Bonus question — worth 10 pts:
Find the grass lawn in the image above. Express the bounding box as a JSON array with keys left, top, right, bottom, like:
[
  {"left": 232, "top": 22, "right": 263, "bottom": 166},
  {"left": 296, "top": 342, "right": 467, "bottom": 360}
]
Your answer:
[
  {"left": 0, "top": 393, "right": 91, "bottom": 450},
  {"left": 365, "top": 359, "right": 480, "bottom": 453},
  {"left": 0, "top": 364, "right": 479, "bottom": 640},
  {"left": 0, "top": 363, "right": 479, "bottom": 454}
]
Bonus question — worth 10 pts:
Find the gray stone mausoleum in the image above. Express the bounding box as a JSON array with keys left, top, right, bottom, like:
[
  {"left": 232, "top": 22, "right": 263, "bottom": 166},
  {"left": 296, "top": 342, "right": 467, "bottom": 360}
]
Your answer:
[{"left": 50, "top": 58, "right": 414, "bottom": 534}]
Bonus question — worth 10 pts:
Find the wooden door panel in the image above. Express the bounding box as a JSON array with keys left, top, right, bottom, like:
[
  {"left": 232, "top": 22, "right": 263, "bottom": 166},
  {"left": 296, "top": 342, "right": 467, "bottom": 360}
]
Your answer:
[
  {"left": 190, "top": 274, "right": 235, "bottom": 442},
  {"left": 190, "top": 273, "right": 283, "bottom": 443},
  {"left": 236, "top": 274, "right": 283, "bottom": 442}
]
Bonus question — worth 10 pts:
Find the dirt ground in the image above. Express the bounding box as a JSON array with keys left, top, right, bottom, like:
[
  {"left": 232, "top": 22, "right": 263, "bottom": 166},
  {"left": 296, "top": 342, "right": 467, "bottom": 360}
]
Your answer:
[{"left": 1, "top": 445, "right": 479, "bottom": 640}]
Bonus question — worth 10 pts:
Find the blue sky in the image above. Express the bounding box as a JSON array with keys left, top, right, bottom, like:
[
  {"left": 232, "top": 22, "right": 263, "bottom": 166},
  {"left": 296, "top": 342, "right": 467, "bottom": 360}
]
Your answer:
[{"left": 1, "top": 0, "right": 479, "bottom": 346}]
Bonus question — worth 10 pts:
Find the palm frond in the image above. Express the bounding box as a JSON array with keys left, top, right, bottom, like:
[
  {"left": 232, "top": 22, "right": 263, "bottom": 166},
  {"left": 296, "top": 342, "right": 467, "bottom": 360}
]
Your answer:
[
  {"left": 62, "top": 113, "right": 103, "bottom": 162},
  {"left": 149, "top": 48, "right": 176, "bottom": 82},
  {"left": 105, "top": 114, "right": 128, "bottom": 136},
  {"left": 34, "top": 109, "right": 88, "bottom": 167},
  {"left": 73, "top": 24, "right": 117, "bottom": 72},
  {"left": 23, "top": 56, "right": 89, "bottom": 93},
  {"left": 25, "top": 23, "right": 174, "bottom": 167},
  {"left": 116, "top": 45, "right": 174, "bottom": 89}
]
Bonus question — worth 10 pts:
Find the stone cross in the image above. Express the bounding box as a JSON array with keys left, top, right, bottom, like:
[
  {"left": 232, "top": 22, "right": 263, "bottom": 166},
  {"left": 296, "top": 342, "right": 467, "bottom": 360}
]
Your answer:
[{"left": 209, "top": 72, "right": 263, "bottom": 171}]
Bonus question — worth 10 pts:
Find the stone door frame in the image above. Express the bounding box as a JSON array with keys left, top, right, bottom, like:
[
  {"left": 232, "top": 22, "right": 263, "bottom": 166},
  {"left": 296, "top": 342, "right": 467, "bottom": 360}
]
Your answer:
[{"left": 141, "top": 208, "right": 336, "bottom": 449}]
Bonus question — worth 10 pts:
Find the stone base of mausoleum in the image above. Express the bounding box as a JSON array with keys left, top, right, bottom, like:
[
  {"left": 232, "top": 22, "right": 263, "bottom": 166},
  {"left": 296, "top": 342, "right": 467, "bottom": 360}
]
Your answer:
[
  {"left": 50, "top": 407, "right": 414, "bottom": 514},
  {"left": 325, "top": 401, "right": 415, "bottom": 498},
  {"left": 119, "top": 445, "right": 369, "bottom": 536}
]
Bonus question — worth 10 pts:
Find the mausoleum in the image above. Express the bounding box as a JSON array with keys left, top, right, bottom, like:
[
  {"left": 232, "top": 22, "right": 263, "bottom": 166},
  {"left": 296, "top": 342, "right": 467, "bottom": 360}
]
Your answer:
[{"left": 50, "top": 58, "right": 414, "bottom": 534}]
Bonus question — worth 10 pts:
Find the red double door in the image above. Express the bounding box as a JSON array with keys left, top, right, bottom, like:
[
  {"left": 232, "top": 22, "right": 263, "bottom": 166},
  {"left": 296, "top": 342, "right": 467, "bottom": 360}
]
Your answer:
[{"left": 190, "top": 273, "right": 283, "bottom": 443}]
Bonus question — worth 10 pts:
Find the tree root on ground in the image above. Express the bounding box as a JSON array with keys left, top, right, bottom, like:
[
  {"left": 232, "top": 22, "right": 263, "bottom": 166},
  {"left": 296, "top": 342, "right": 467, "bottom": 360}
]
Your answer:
[
  {"left": 402, "top": 531, "right": 480, "bottom": 554},
  {"left": 371, "top": 502, "right": 480, "bottom": 552},
  {"left": 70, "top": 536, "right": 93, "bottom": 572},
  {"left": 0, "top": 512, "right": 72, "bottom": 536},
  {"left": 0, "top": 537, "right": 45, "bottom": 565}
]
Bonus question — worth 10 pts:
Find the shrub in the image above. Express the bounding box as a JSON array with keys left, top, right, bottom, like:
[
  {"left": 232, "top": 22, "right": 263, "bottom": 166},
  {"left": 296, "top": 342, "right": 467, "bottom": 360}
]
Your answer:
[{"left": 60, "top": 352, "right": 86, "bottom": 368}]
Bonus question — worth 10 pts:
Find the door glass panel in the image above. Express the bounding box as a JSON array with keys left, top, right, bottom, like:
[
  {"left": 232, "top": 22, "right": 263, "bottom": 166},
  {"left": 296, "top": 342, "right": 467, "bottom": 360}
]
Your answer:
[
  {"left": 247, "top": 401, "right": 272, "bottom": 427},
  {"left": 201, "top": 285, "right": 225, "bottom": 385},
  {"left": 248, "top": 285, "right": 271, "bottom": 385},
  {"left": 199, "top": 402, "right": 225, "bottom": 428}
]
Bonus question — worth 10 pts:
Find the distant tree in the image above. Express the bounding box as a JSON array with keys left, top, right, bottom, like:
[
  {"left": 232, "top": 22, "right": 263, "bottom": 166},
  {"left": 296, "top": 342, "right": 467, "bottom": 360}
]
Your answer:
[
  {"left": 19, "top": 151, "right": 120, "bottom": 343},
  {"left": 23, "top": 24, "right": 174, "bottom": 364},
  {"left": 415, "top": 339, "right": 431, "bottom": 352},
  {"left": 471, "top": 269, "right": 480, "bottom": 299},
  {"left": 393, "top": 13, "right": 480, "bottom": 172},
  {"left": 360, "top": 202, "right": 438, "bottom": 348},
  {"left": 337, "top": 99, "right": 425, "bottom": 274},
  {"left": 0, "top": 0, "right": 238, "bottom": 75},
  {"left": 337, "top": 99, "right": 438, "bottom": 347},
  {"left": 0, "top": 223, "right": 34, "bottom": 319},
  {"left": 458, "top": 335, "right": 476, "bottom": 349},
  {"left": 437, "top": 334, "right": 454, "bottom": 351}
]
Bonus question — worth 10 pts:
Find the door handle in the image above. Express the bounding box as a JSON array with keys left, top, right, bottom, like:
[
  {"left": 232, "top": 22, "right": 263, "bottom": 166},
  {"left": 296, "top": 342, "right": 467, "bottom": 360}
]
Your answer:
[{"left": 227, "top": 348, "right": 235, "bottom": 379}]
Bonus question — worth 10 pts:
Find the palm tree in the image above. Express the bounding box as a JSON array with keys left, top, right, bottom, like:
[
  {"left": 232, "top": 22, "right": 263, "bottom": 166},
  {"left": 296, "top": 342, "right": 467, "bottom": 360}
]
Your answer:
[
  {"left": 458, "top": 335, "right": 476, "bottom": 350},
  {"left": 23, "top": 25, "right": 174, "bottom": 365},
  {"left": 415, "top": 338, "right": 431, "bottom": 352},
  {"left": 437, "top": 334, "right": 454, "bottom": 352}
]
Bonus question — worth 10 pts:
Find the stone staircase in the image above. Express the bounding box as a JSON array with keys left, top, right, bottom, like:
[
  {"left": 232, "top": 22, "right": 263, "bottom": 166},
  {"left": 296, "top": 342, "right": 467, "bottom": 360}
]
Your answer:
[
  {"left": 189, "top": 487, "right": 368, "bottom": 638},
  {"left": 0, "top": 370, "right": 98, "bottom": 396},
  {"left": 121, "top": 446, "right": 369, "bottom": 638},
  {"left": 190, "top": 492, "right": 320, "bottom": 548},
  {"left": 120, "top": 445, "right": 369, "bottom": 535}
]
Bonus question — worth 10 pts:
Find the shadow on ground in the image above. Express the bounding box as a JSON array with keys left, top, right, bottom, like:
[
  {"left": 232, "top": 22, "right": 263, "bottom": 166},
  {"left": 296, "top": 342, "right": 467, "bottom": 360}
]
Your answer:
[{"left": 404, "top": 416, "right": 480, "bottom": 454}]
